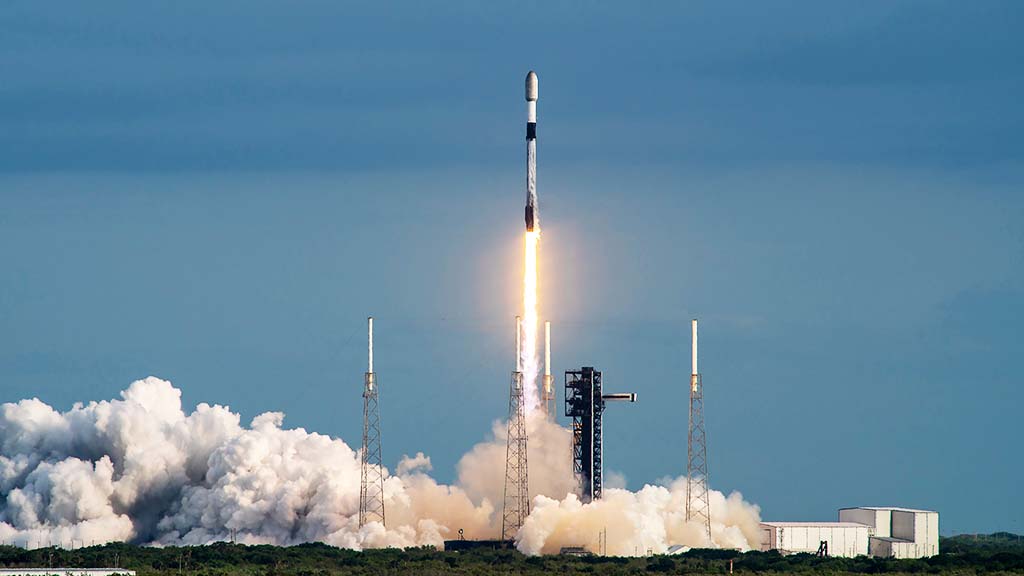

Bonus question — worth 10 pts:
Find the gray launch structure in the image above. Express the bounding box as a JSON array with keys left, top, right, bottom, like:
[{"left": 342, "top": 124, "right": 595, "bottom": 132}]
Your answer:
[
  {"left": 359, "top": 317, "right": 386, "bottom": 527},
  {"left": 502, "top": 316, "right": 530, "bottom": 542},
  {"left": 686, "top": 319, "right": 712, "bottom": 543},
  {"left": 564, "top": 367, "right": 636, "bottom": 503}
]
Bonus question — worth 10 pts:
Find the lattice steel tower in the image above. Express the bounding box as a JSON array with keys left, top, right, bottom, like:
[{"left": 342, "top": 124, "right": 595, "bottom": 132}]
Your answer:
[
  {"left": 686, "top": 319, "right": 712, "bottom": 543},
  {"left": 502, "top": 316, "right": 530, "bottom": 542},
  {"left": 359, "top": 316, "right": 386, "bottom": 527}
]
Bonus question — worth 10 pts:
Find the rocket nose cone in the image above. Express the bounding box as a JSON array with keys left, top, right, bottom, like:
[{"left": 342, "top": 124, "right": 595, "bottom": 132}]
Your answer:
[{"left": 525, "top": 71, "right": 538, "bottom": 102}]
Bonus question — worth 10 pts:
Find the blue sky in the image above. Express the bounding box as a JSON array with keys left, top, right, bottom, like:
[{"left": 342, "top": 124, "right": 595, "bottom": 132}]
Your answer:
[{"left": 1, "top": 1, "right": 1022, "bottom": 535}]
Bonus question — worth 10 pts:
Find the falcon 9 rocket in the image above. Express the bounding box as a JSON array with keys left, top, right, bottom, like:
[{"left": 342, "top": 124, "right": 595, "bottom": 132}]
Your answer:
[{"left": 525, "top": 71, "right": 539, "bottom": 232}]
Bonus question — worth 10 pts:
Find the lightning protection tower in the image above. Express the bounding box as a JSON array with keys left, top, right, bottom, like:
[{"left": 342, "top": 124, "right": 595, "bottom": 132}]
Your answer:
[
  {"left": 541, "top": 321, "right": 556, "bottom": 419},
  {"left": 359, "top": 316, "right": 386, "bottom": 527},
  {"left": 686, "top": 319, "right": 712, "bottom": 543},
  {"left": 502, "top": 316, "right": 530, "bottom": 542}
]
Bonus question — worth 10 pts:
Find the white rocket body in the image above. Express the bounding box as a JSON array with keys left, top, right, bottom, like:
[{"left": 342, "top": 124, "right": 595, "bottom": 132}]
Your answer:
[{"left": 525, "top": 71, "right": 539, "bottom": 232}]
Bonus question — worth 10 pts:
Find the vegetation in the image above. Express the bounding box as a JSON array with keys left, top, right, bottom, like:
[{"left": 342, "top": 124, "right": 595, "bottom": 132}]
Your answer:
[{"left": 0, "top": 533, "right": 1021, "bottom": 576}]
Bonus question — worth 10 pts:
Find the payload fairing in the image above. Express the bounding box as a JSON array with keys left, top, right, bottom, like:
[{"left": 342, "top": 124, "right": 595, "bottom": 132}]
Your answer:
[{"left": 525, "top": 71, "right": 539, "bottom": 232}]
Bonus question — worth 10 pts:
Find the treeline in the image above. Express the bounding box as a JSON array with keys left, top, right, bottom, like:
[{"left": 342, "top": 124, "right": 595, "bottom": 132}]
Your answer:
[{"left": 0, "top": 534, "right": 1021, "bottom": 576}]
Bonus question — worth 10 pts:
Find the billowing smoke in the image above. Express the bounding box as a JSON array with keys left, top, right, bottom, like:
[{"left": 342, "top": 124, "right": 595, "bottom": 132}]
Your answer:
[
  {"left": 0, "top": 377, "right": 759, "bottom": 554},
  {"left": 520, "top": 482, "right": 762, "bottom": 555}
]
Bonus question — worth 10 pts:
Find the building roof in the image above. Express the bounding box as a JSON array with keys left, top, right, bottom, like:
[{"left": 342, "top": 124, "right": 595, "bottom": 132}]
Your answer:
[
  {"left": 840, "top": 506, "right": 937, "bottom": 514},
  {"left": 869, "top": 536, "right": 915, "bottom": 543},
  {"left": 761, "top": 522, "right": 869, "bottom": 528}
]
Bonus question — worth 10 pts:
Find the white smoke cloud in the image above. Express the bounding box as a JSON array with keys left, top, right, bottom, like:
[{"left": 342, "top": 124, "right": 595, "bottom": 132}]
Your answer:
[
  {"left": 518, "top": 479, "right": 762, "bottom": 555},
  {"left": 395, "top": 453, "right": 432, "bottom": 476},
  {"left": 0, "top": 377, "right": 760, "bottom": 554}
]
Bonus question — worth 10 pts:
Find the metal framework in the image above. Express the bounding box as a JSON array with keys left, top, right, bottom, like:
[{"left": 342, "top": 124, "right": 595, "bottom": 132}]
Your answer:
[
  {"left": 686, "top": 319, "right": 712, "bottom": 543},
  {"left": 502, "top": 370, "right": 530, "bottom": 540},
  {"left": 359, "top": 317, "right": 385, "bottom": 527},
  {"left": 502, "top": 317, "right": 529, "bottom": 542},
  {"left": 564, "top": 367, "right": 635, "bottom": 503},
  {"left": 566, "top": 367, "right": 600, "bottom": 501}
]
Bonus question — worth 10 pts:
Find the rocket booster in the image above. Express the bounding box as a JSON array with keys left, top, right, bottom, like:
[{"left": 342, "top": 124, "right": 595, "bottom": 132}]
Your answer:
[{"left": 525, "top": 71, "right": 538, "bottom": 232}]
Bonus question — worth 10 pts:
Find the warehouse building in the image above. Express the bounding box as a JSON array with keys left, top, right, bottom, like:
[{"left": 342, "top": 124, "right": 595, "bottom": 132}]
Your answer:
[
  {"left": 839, "top": 506, "right": 939, "bottom": 558},
  {"left": 760, "top": 506, "right": 938, "bottom": 559},
  {"left": 759, "top": 521, "right": 869, "bottom": 556}
]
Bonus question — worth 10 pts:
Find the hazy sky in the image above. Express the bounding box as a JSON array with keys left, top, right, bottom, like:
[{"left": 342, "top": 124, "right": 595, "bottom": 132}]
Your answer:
[{"left": 2, "top": 1, "right": 1022, "bottom": 535}]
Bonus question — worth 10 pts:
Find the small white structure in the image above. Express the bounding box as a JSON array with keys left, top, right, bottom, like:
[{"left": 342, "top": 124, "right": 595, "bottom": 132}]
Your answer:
[
  {"left": 0, "top": 571, "right": 135, "bottom": 576},
  {"left": 0, "top": 565, "right": 135, "bottom": 569},
  {"left": 839, "top": 507, "right": 939, "bottom": 558},
  {"left": 759, "top": 522, "right": 870, "bottom": 557}
]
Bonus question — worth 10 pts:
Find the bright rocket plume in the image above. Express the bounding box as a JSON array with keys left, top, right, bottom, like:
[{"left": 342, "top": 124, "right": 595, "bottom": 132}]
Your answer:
[{"left": 521, "top": 229, "right": 541, "bottom": 412}]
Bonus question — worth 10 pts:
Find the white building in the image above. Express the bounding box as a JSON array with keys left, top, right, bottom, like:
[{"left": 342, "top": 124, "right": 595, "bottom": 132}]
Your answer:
[
  {"left": 838, "top": 507, "right": 939, "bottom": 558},
  {"left": 760, "top": 506, "right": 939, "bottom": 559},
  {"left": 759, "top": 522, "right": 870, "bottom": 557}
]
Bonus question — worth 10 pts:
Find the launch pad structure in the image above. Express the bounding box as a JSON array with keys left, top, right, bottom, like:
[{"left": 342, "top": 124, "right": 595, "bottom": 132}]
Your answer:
[
  {"left": 359, "top": 317, "right": 386, "bottom": 528},
  {"left": 502, "top": 316, "right": 530, "bottom": 542},
  {"left": 564, "top": 367, "right": 636, "bottom": 503},
  {"left": 686, "top": 319, "right": 712, "bottom": 543}
]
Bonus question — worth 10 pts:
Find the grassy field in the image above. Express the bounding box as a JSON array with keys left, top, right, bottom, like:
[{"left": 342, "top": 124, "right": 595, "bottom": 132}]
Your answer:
[{"left": 1, "top": 533, "right": 1021, "bottom": 575}]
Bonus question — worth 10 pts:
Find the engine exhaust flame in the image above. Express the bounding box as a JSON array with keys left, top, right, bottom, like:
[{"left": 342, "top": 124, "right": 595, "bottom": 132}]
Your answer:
[{"left": 521, "top": 229, "right": 540, "bottom": 413}]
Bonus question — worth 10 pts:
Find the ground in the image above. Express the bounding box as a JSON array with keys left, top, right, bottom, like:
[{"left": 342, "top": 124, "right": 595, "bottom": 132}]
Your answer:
[{"left": 1, "top": 534, "right": 1022, "bottom": 576}]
